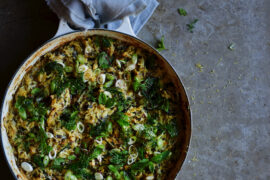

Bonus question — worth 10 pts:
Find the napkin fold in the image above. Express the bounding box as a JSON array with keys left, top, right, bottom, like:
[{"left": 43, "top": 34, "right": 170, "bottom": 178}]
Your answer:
[{"left": 46, "top": 0, "right": 159, "bottom": 35}]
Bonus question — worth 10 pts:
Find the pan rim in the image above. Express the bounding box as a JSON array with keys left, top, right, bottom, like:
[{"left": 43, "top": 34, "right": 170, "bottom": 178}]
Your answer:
[{"left": 0, "top": 28, "right": 192, "bottom": 180}]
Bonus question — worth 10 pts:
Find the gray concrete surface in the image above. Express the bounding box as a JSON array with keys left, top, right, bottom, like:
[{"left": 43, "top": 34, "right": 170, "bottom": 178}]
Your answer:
[
  {"left": 0, "top": 0, "right": 269, "bottom": 179},
  {"left": 138, "top": 0, "right": 270, "bottom": 179}
]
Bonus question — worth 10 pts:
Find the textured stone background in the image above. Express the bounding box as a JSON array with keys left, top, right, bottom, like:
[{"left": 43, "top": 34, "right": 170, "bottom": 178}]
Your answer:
[{"left": 0, "top": 0, "right": 270, "bottom": 179}]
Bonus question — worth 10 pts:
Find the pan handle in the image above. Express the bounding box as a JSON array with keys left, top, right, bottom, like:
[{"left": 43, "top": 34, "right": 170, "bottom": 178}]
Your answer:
[
  {"left": 54, "top": 19, "right": 75, "bottom": 38},
  {"left": 54, "top": 17, "right": 136, "bottom": 38},
  {"left": 115, "top": 16, "right": 136, "bottom": 37}
]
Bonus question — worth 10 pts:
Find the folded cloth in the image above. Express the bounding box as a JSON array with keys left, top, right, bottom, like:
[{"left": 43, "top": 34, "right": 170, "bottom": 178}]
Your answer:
[{"left": 46, "top": 0, "right": 159, "bottom": 35}]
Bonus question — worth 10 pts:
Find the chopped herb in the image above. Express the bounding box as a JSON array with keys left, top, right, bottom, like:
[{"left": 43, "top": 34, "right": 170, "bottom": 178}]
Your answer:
[
  {"left": 161, "top": 99, "right": 170, "bottom": 113},
  {"left": 44, "top": 61, "right": 64, "bottom": 75},
  {"left": 102, "top": 37, "right": 112, "bottom": 48},
  {"left": 68, "top": 155, "right": 77, "bottom": 161},
  {"left": 165, "top": 120, "right": 179, "bottom": 137},
  {"left": 89, "top": 146, "right": 103, "bottom": 160},
  {"left": 51, "top": 158, "right": 66, "bottom": 170},
  {"left": 77, "top": 54, "right": 87, "bottom": 64},
  {"left": 32, "top": 155, "right": 45, "bottom": 168},
  {"left": 64, "top": 170, "right": 77, "bottom": 180},
  {"left": 111, "top": 111, "right": 129, "bottom": 130},
  {"left": 138, "top": 147, "right": 145, "bottom": 159},
  {"left": 148, "top": 161, "right": 155, "bottom": 173},
  {"left": 151, "top": 151, "right": 171, "bottom": 163},
  {"left": 140, "top": 77, "right": 170, "bottom": 112},
  {"left": 31, "top": 88, "right": 41, "bottom": 96},
  {"left": 105, "top": 87, "right": 132, "bottom": 112},
  {"left": 67, "top": 77, "right": 86, "bottom": 95},
  {"left": 133, "top": 77, "right": 142, "bottom": 92},
  {"left": 98, "top": 92, "right": 115, "bottom": 108},
  {"left": 156, "top": 36, "right": 166, "bottom": 52},
  {"left": 18, "top": 108, "right": 27, "bottom": 120},
  {"left": 178, "top": 8, "right": 187, "bottom": 16},
  {"left": 109, "top": 149, "right": 128, "bottom": 165},
  {"left": 90, "top": 120, "right": 112, "bottom": 138},
  {"left": 108, "top": 165, "right": 121, "bottom": 179},
  {"left": 121, "top": 171, "right": 131, "bottom": 180},
  {"left": 195, "top": 63, "right": 203, "bottom": 72},
  {"left": 64, "top": 66, "right": 73, "bottom": 72},
  {"left": 60, "top": 108, "right": 78, "bottom": 131},
  {"left": 68, "top": 153, "right": 90, "bottom": 176},
  {"left": 38, "top": 126, "right": 52, "bottom": 155},
  {"left": 187, "top": 19, "right": 198, "bottom": 33},
  {"left": 131, "top": 159, "right": 150, "bottom": 171},
  {"left": 98, "top": 52, "right": 111, "bottom": 69}
]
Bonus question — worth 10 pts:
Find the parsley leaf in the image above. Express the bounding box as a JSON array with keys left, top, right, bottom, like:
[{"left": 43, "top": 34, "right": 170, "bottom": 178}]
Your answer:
[
  {"left": 133, "top": 77, "right": 142, "bottom": 92},
  {"left": 90, "top": 120, "right": 112, "bottom": 138},
  {"left": 156, "top": 36, "right": 166, "bottom": 52},
  {"left": 51, "top": 158, "right": 66, "bottom": 170},
  {"left": 108, "top": 165, "right": 121, "bottom": 179},
  {"left": 131, "top": 159, "right": 150, "bottom": 171},
  {"left": 60, "top": 108, "right": 78, "bottom": 131},
  {"left": 187, "top": 19, "right": 198, "bottom": 33},
  {"left": 109, "top": 149, "right": 128, "bottom": 165},
  {"left": 105, "top": 87, "right": 132, "bottom": 112},
  {"left": 77, "top": 54, "right": 87, "bottom": 64},
  {"left": 68, "top": 77, "right": 86, "bottom": 95},
  {"left": 98, "top": 52, "right": 111, "bottom": 69},
  {"left": 151, "top": 151, "right": 171, "bottom": 163},
  {"left": 178, "top": 8, "right": 187, "bottom": 16},
  {"left": 98, "top": 92, "right": 115, "bottom": 108},
  {"left": 111, "top": 111, "right": 129, "bottom": 130},
  {"left": 165, "top": 120, "right": 179, "bottom": 137},
  {"left": 32, "top": 155, "right": 45, "bottom": 168},
  {"left": 140, "top": 77, "right": 170, "bottom": 112},
  {"left": 38, "top": 126, "right": 52, "bottom": 155},
  {"left": 89, "top": 146, "right": 103, "bottom": 160},
  {"left": 44, "top": 61, "right": 64, "bottom": 75}
]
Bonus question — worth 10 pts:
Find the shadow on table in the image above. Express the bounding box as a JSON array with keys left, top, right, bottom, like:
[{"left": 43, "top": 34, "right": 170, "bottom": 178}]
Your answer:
[{"left": 0, "top": 0, "right": 58, "bottom": 178}]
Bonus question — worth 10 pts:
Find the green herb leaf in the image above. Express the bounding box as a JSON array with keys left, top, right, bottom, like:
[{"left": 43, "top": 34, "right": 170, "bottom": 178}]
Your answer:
[
  {"left": 109, "top": 149, "right": 128, "bottom": 165},
  {"left": 178, "top": 8, "right": 187, "bottom": 16},
  {"left": 131, "top": 159, "right": 150, "bottom": 171},
  {"left": 69, "top": 77, "right": 86, "bottom": 95},
  {"left": 98, "top": 92, "right": 115, "bottom": 108},
  {"left": 108, "top": 165, "right": 121, "bottom": 179},
  {"left": 156, "top": 36, "right": 166, "bottom": 52},
  {"left": 105, "top": 87, "right": 132, "bottom": 112},
  {"left": 32, "top": 155, "right": 45, "bottom": 168},
  {"left": 77, "top": 54, "right": 87, "bottom": 64},
  {"left": 161, "top": 99, "right": 170, "bottom": 113},
  {"left": 51, "top": 158, "right": 66, "bottom": 170},
  {"left": 68, "top": 155, "right": 77, "bottom": 161},
  {"left": 187, "top": 19, "right": 198, "bottom": 33},
  {"left": 64, "top": 170, "right": 77, "bottom": 180},
  {"left": 111, "top": 111, "right": 129, "bottom": 130},
  {"left": 37, "top": 126, "right": 52, "bottom": 155},
  {"left": 89, "top": 146, "right": 103, "bottom": 160},
  {"left": 98, "top": 52, "right": 111, "bottom": 69},
  {"left": 148, "top": 161, "right": 155, "bottom": 173},
  {"left": 44, "top": 61, "right": 64, "bottom": 75},
  {"left": 138, "top": 147, "right": 145, "bottom": 159},
  {"left": 133, "top": 77, "right": 142, "bottom": 92},
  {"left": 151, "top": 151, "right": 171, "bottom": 163},
  {"left": 61, "top": 108, "right": 78, "bottom": 131},
  {"left": 90, "top": 120, "right": 112, "bottom": 138},
  {"left": 18, "top": 108, "right": 27, "bottom": 120},
  {"left": 31, "top": 88, "right": 41, "bottom": 96},
  {"left": 165, "top": 120, "right": 179, "bottom": 137}
]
